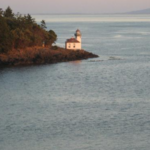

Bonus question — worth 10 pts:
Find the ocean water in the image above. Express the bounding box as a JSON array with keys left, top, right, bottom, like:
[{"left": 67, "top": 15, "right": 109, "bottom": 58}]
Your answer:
[{"left": 0, "top": 14, "right": 150, "bottom": 150}]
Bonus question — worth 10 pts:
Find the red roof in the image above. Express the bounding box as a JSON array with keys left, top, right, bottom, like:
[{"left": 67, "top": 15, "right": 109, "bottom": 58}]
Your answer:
[{"left": 66, "top": 38, "right": 80, "bottom": 43}]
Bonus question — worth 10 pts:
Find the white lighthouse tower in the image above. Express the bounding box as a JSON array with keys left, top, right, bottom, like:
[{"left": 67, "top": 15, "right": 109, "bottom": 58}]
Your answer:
[
  {"left": 65, "top": 29, "right": 82, "bottom": 50},
  {"left": 75, "top": 29, "right": 82, "bottom": 44}
]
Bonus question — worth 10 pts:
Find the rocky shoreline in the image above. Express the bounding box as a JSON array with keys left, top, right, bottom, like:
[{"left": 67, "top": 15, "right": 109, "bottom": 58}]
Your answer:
[{"left": 0, "top": 47, "right": 99, "bottom": 67}]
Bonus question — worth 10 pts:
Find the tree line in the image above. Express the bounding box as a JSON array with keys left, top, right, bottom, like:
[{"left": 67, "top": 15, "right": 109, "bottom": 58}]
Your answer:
[{"left": 0, "top": 6, "right": 57, "bottom": 53}]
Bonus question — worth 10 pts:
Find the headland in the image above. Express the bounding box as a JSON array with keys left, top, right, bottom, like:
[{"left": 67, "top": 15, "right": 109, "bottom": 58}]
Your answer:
[{"left": 0, "top": 46, "right": 99, "bottom": 66}]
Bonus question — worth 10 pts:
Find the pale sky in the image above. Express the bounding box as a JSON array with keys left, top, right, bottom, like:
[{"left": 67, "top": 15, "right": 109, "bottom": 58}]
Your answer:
[{"left": 0, "top": 0, "right": 150, "bottom": 14}]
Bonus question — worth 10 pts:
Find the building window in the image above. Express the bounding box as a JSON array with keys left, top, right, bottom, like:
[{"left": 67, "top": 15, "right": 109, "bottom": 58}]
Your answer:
[
  {"left": 73, "top": 44, "right": 75, "bottom": 48},
  {"left": 69, "top": 44, "right": 71, "bottom": 48}
]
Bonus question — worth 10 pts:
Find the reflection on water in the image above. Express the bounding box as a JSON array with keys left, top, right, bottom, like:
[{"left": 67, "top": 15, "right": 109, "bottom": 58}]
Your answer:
[
  {"left": 1, "top": 15, "right": 150, "bottom": 150},
  {"left": 69, "top": 60, "right": 82, "bottom": 65}
]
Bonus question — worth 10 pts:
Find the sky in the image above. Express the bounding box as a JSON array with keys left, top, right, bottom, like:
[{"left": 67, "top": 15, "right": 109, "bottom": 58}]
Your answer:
[{"left": 0, "top": 0, "right": 150, "bottom": 14}]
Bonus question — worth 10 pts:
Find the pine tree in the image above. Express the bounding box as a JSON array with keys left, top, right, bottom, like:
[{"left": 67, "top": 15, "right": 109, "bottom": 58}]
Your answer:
[
  {"left": 0, "top": 16, "right": 13, "bottom": 53},
  {"left": 0, "top": 8, "right": 3, "bottom": 16},
  {"left": 46, "top": 30, "right": 57, "bottom": 47},
  {"left": 41, "top": 20, "right": 47, "bottom": 29},
  {"left": 3, "top": 6, "right": 14, "bottom": 18},
  {"left": 26, "top": 14, "right": 35, "bottom": 24}
]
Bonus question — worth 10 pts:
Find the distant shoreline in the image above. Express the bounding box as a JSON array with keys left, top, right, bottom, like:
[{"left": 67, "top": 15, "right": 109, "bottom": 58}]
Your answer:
[{"left": 31, "top": 13, "right": 150, "bottom": 15}]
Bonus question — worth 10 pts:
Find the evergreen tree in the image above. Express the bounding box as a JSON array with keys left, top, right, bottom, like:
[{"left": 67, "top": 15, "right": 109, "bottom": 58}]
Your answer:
[
  {"left": 25, "top": 14, "right": 35, "bottom": 24},
  {"left": 0, "top": 7, "right": 57, "bottom": 53},
  {"left": 46, "top": 30, "right": 57, "bottom": 47},
  {"left": 3, "top": 6, "right": 14, "bottom": 18},
  {"left": 41, "top": 20, "right": 47, "bottom": 29},
  {"left": 0, "top": 16, "right": 12, "bottom": 53},
  {"left": 0, "top": 8, "right": 3, "bottom": 16}
]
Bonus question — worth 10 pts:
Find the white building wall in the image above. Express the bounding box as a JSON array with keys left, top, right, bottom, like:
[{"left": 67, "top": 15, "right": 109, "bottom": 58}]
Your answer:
[
  {"left": 76, "top": 36, "right": 81, "bottom": 43},
  {"left": 66, "top": 43, "right": 81, "bottom": 50}
]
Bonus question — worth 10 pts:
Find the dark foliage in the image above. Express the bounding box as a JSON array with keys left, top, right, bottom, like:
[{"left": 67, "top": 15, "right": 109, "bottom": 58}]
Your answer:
[
  {"left": 0, "top": 16, "right": 13, "bottom": 53},
  {"left": 0, "top": 6, "right": 57, "bottom": 53},
  {"left": 0, "top": 8, "right": 3, "bottom": 16},
  {"left": 3, "top": 6, "right": 14, "bottom": 18},
  {"left": 45, "top": 30, "right": 57, "bottom": 47},
  {"left": 41, "top": 20, "right": 47, "bottom": 29}
]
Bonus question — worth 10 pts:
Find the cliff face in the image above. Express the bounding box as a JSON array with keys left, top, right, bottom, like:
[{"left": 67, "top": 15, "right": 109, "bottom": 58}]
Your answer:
[{"left": 0, "top": 47, "right": 98, "bottom": 66}]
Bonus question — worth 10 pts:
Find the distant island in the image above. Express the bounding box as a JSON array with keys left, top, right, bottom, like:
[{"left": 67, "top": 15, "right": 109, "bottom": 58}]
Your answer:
[
  {"left": 126, "top": 8, "right": 150, "bottom": 14},
  {"left": 0, "top": 6, "right": 98, "bottom": 66}
]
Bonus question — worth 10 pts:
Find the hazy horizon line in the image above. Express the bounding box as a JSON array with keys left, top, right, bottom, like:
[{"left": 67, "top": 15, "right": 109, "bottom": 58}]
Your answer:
[
  {"left": 30, "top": 7, "right": 150, "bottom": 15},
  {"left": 31, "top": 12, "right": 150, "bottom": 15}
]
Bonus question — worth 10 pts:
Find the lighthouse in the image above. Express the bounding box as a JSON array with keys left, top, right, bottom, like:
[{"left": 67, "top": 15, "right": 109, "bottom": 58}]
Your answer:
[
  {"left": 75, "top": 29, "right": 82, "bottom": 44},
  {"left": 65, "top": 29, "right": 82, "bottom": 50}
]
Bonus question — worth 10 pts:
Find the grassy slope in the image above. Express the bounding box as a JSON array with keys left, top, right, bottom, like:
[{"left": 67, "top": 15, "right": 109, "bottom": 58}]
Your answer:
[{"left": 0, "top": 47, "right": 98, "bottom": 66}]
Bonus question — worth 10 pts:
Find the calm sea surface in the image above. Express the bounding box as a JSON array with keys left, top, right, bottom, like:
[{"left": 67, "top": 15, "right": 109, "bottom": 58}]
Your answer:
[{"left": 0, "top": 15, "right": 150, "bottom": 150}]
